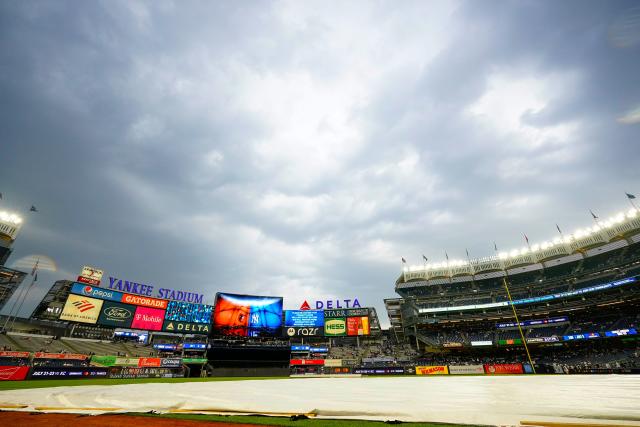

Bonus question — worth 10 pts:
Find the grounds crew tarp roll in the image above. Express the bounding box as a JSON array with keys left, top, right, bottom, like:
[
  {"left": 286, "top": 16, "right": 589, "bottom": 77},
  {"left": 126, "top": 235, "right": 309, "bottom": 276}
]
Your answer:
[{"left": 448, "top": 365, "right": 484, "bottom": 375}]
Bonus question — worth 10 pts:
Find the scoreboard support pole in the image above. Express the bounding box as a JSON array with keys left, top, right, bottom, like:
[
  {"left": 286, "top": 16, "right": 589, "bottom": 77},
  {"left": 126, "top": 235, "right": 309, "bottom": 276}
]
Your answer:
[{"left": 502, "top": 277, "right": 537, "bottom": 374}]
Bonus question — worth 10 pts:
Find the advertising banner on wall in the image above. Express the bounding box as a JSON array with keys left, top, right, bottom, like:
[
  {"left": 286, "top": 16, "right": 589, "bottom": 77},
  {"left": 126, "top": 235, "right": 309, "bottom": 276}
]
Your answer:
[
  {"left": 290, "top": 359, "right": 324, "bottom": 366},
  {"left": 34, "top": 352, "right": 88, "bottom": 360},
  {"left": 0, "top": 366, "right": 29, "bottom": 381},
  {"left": 115, "top": 357, "right": 141, "bottom": 366},
  {"left": 484, "top": 363, "right": 524, "bottom": 374},
  {"left": 353, "top": 367, "right": 405, "bottom": 375},
  {"left": 324, "top": 308, "right": 369, "bottom": 318},
  {"left": 284, "top": 326, "right": 322, "bottom": 337},
  {"left": 97, "top": 301, "right": 135, "bottom": 328},
  {"left": 324, "top": 318, "right": 347, "bottom": 336},
  {"left": 347, "top": 316, "right": 370, "bottom": 336},
  {"left": 108, "top": 367, "right": 184, "bottom": 379},
  {"left": 416, "top": 365, "right": 449, "bottom": 375},
  {"left": 160, "top": 358, "right": 183, "bottom": 368},
  {"left": 182, "top": 358, "right": 208, "bottom": 364},
  {"left": 59, "top": 294, "right": 103, "bottom": 324},
  {"left": 131, "top": 306, "right": 166, "bottom": 331},
  {"left": 448, "top": 365, "right": 485, "bottom": 375},
  {"left": 471, "top": 341, "right": 493, "bottom": 346},
  {"left": 162, "top": 320, "right": 210, "bottom": 335},
  {"left": 30, "top": 367, "right": 109, "bottom": 379},
  {"left": 138, "top": 357, "right": 162, "bottom": 367},
  {"left": 80, "top": 266, "right": 104, "bottom": 282},
  {"left": 122, "top": 294, "right": 168, "bottom": 310},
  {"left": 212, "top": 293, "right": 283, "bottom": 337},
  {"left": 71, "top": 283, "right": 123, "bottom": 302},
  {"left": 91, "top": 355, "right": 117, "bottom": 367},
  {"left": 0, "top": 351, "right": 30, "bottom": 359},
  {"left": 324, "top": 359, "right": 342, "bottom": 367},
  {"left": 285, "top": 310, "right": 325, "bottom": 327}
]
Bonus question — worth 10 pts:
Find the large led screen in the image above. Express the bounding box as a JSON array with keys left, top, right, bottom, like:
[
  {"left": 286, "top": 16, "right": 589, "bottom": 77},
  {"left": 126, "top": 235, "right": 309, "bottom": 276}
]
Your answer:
[
  {"left": 284, "top": 310, "right": 324, "bottom": 327},
  {"left": 212, "top": 293, "right": 283, "bottom": 336},
  {"left": 164, "top": 301, "right": 213, "bottom": 324},
  {"left": 347, "top": 316, "right": 370, "bottom": 336}
]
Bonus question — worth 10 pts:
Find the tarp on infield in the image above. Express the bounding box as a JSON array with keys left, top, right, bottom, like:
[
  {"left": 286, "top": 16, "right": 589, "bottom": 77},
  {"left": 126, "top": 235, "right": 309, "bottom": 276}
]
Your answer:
[{"left": 0, "top": 376, "right": 639, "bottom": 426}]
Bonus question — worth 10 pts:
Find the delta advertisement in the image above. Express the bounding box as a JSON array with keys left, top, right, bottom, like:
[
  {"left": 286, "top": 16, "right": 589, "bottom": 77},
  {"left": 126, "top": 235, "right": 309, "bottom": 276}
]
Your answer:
[
  {"left": 212, "top": 293, "right": 283, "bottom": 337},
  {"left": 416, "top": 365, "right": 449, "bottom": 375},
  {"left": 60, "top": 283, "right": 212, "bottom": 334},
  {"left": 484, "top": 364, "right": 524, "bottom": 374}
]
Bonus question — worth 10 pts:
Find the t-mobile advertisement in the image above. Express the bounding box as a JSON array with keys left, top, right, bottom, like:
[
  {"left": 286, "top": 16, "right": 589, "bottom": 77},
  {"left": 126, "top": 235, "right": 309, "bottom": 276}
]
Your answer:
[{"left": 131, "top": 306, "right": 166, "bottom": 331}]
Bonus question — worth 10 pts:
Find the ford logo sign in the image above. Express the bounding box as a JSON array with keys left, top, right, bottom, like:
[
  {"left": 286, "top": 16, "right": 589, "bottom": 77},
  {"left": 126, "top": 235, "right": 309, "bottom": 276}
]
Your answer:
[{"left": 104, "top": 307, "right": 131, "bottom": 319}]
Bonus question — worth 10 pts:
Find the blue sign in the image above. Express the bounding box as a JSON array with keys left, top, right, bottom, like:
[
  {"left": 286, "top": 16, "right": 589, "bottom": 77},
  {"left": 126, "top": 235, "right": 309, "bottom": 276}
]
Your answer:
[
  {"left": 563, "top": 332, "right": 600, "bottom": 341},
  {"left": 605, "top": 328, "right": 637, "bottom": 337},
  {"left": 71, "top": 282, "right": 123, "bottom": 302},
  {"left": 291, "top": 345, "right": 310, "bottom": 352},
  {"left": 310, "top": 347, "right": 328, "bottom": 353},
  {"left": 285, "top": 310, "right": 325, "bottom": 327},
  {"left": 183, "top": 343, "right": 207, "bottom": 350},
  {"left": 153, "top": 344, "right": 177, "bottom": 350}
]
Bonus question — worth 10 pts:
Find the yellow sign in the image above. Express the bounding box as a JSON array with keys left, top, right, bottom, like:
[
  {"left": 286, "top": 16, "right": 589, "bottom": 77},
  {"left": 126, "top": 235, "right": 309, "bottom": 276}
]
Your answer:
[
  {"left": 416, "top": 365, "right": 449, "bottom": 375},
  {"left": 60, "top": 294, "right": 103, "bottom": 324}
]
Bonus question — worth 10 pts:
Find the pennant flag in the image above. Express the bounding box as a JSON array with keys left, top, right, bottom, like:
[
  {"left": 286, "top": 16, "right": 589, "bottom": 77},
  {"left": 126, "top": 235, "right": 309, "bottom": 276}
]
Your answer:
[
  {"left": 524, "top": 234, "right": 530, "bottom": 245},
  {"left": 627, "top": 193, "right": 636, "bottom": 200},
  {"left": 29, "top": 205, "right": 38, "bottom": 212},
  {"left": 556, "top": 224, "right": 563, "bottom": 234},
  {"left": 422, "top": 255, "right": 428, "bottom": 263},
  {"left": 0, "top": 192, "right": 3, "bottom": 200},
  {"left": 445, "top": 252, "right": 449, "bottom": 261},
  {"left": 465, "top": 248, "right": 470, "bottom": 258},
  {"left": 401, "top": 257, "right": 406, "bottom": 264},
  {"left": 590, "top": 209, "right": 598, "bottom": 220},
  {"left": 494, "top": 242, "right": 498, "bottom": 252}
]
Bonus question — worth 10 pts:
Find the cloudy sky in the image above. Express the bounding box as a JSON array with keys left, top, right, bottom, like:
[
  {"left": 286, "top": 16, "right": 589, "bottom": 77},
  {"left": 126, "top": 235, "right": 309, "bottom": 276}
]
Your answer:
[{"left": 1, "top": 1, "right": 639, "bottom": 326}]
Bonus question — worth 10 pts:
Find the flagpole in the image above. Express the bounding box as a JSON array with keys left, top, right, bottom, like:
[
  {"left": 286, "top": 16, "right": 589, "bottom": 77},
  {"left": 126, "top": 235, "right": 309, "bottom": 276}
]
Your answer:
[
  {"left": 502, "top": 277, "right": 537, "bottom": 374},
  {"left": 627, "top": 193, "right": 639, "bottom": 211}
]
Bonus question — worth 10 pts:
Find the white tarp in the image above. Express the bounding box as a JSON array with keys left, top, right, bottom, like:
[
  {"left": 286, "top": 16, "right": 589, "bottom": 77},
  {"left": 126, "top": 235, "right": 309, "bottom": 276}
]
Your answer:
[{"left": 1, "top": 376, "right": 639, "bottom": 426}]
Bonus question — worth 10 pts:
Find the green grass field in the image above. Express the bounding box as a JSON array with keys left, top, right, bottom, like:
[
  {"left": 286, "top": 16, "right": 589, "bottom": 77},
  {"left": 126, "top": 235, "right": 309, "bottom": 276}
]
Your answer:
[{"left": 139, "top": 413, "right": 478, "bottom": 427}]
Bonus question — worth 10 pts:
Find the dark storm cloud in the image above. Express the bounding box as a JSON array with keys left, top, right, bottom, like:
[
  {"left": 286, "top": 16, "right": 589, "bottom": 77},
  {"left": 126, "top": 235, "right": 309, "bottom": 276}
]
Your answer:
[{"left": 1, "top": 1, "right": 639, "bottom": 325}]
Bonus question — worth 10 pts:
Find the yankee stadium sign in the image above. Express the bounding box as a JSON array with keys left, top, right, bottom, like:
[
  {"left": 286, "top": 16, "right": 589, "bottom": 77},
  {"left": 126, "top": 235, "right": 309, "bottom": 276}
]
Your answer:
[{"left": 107, "top": 276, "right": 204, "bottom": 303}]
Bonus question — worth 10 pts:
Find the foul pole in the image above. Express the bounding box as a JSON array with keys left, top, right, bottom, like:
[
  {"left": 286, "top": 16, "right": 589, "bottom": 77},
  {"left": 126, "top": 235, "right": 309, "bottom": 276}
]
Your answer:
[{"left": 502, "top": 277, "right": 537, "bottom": 374}]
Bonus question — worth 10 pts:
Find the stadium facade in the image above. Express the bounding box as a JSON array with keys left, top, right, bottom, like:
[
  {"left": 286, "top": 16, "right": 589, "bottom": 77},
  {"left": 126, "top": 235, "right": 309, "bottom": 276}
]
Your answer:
[{"left": 385, "top": 208, "right": 640, "bottom": 355}]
